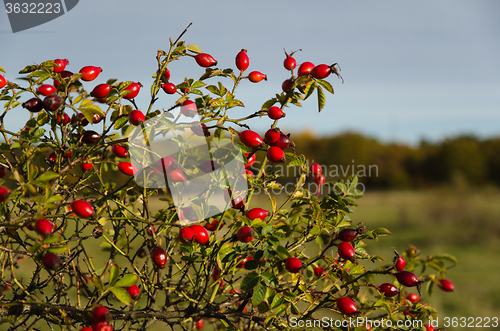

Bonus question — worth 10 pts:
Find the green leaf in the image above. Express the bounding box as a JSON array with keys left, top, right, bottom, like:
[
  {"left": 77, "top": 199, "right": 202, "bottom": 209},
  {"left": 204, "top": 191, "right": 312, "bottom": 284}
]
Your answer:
[
  {"left": 317, "top": 86, "right": 325, "bottom": 112},
  {"left": 187, "top": 44, "right": 202, "bottom": 54},
  {"left": 291, "top": 302, "right": 300, "bottom": 315},
  {"left": 19, "top": 64, "right": 39, "bottom": 74},
  {"left": 114, "top": 117, "right": 128, "bottom": 130},
  {"left": 0, "top": 66, "right": 5, "bottom": 73},
  {"left": 252, "top": 281, "right": 267, "bottom": 306},
  {"left": 81, "top": 104, "right": 105, "bottom": 118},
  {"left": 261, "top": 98, "right": 277, "bottom": 111},
  {"left": 261, "top": 272, "right": 278, "bottom": 288},
  {"left": 48, "top": 246, "right": 70, "bottom": 254},
  {"left": 372, "top": 227, "right": 392, "bottom": 236},
  {"left": 276, "top": 245, "right": 291, "bottom": 259},
  {"left": 191, "top": 80, "right": 206, "bottom": 89},
  {"left": 46, "top": 195, "right": 63, "bottom": 204},
  {"left": 37, "top": 171, "right": 59, "bottom": 182},
  {"left": 270, "top": 293, "right": 284, "bottom": 309},
  {"left": 110, "top": 286, "right": 132, "bottom": 305},
  {"left": 316, "top": 79, "right": 334, "bottom": 94},
  {"left": 114, "top": 274, "right": 138, "bottom": 287},
  {"left": 109, "top": 264, "right": 120, "bottom": 286},
  {"left": 303, "top": 81, "right": 316, "bottom": 100},
  {"left": 240, "top": 272, "right": 260, "bottom": 292},
  {"left": 43, "top": 236, "right": 61, "bottom": 244}
]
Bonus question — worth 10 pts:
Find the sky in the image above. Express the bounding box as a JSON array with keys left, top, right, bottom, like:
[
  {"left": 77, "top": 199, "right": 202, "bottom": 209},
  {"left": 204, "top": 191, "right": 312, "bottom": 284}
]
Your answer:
[{"left": 1, "top": 0, "right": 499, "bottom": 145}]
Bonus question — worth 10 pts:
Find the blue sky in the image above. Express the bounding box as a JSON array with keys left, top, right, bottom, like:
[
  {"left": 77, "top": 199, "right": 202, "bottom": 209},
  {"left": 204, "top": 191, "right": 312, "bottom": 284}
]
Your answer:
[{"left": 1, "top": 0, "right": 499, "bottom": 145}]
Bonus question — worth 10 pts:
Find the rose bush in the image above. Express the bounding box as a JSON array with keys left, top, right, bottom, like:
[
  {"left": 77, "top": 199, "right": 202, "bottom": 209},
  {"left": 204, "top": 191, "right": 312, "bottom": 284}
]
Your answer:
[{"left": 0, "top": 25, "right": 456, "bottom": 330}]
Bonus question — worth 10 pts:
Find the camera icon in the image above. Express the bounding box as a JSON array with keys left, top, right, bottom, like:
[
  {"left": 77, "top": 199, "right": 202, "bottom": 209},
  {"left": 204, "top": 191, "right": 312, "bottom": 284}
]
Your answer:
[{"left": 127, "top": 103, "right": 248, "bottom": 225}]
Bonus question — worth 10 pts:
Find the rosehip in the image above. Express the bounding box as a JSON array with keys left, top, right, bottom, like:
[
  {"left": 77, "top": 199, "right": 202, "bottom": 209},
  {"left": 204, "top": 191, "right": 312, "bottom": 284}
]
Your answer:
[
  {"left": 239, "top": 130, "right": 263, "bottom": 148},
  {"left": 81, "top": 130, "right": 101, "bottom": 144},
  {"left": 313, "top": 266, "right": 325, "bottom": 277},
  {"left": 92, "top": 305, "right": 110, "bottom": 324},
  {"left": 123, "top": 82, "right": 141, "bottom": 99},
  {"left": 128, "top": 110, "right": 145, "bottom": 126},
  {"left": 266, "top": 146, "right": 285, "bottom": 163},
  {"left": 190, "top": 122, "right": 210, "bottom": 137},
  {"left": 43, "top": 94, "right": 61, "bottom": 112},
  {"left": 336, "top": 297, "right": 357, "bottom": 315},
  {"left": 248, "top": 71, "right": 267, "bottom": 83},
  {"left": 42, "top": 252, "right": 60, "bottom": 270},
  {"left": 396, "top": 271, "right": 419, "bottom": 287},
  {"left": 34, "top": 218, "right": 53, "bottom": 237},
  {"left": 179, "top": 227, "right": 195, "bottom": 244},
  {"left": 168, "top": 169, "right": 186, "bottom": 182},
  {"left": 297, "top": 62, "right": 315, "bottom": 77},
  {"left": 235, "top": 49, "right": 249, "bottom": 72},
  {"left": 195, "top": 53, "right": 217, "bottom": 67},
  {"left": 282, "top": 79, "right": 293, "bottom": 92},
  {"left": 424, "top": 324, "right": 435, "bottom": 331},
  {"left": 338, "top": 242, "right": 355, "bottom": 260},
  {"left": 311, "top": 64, "right": 331, "bottom": 79},
  {"left": 93, "top": 322, "right": 113, "bottom": 331},
  {"left": 395, "top": 256, "right": 406, "bottom": 271},
  {"left": 267, "top": 106, "right": 284, "bottom": 120},
  {"left": 338, "top": 228, "right": 357, "bottom": 242},
  {"left": 53, "top": 59, "right": 68, "bottom": 73},
  {"left": 126, "top": 284, "right": 140, "bottom": 300},
  {"left": 245, "top": 208, "right": 269, "bottom": 220},
  {"left": 0, "top": 165, "right": 6, "bottom": 178},
  {"left": 310, "top": 163, "right": 322, "bottom": 176},
  {"left": 91, "top": 84, "right": 111, "bottom": 99},
  {"left": 92, "top": 113, "right": 103, "bottom": 124},
  {"left": 283, "top": 56, "right": 297, "bottom": 70},
  {"left": 57, "top": 113, "right": 71, "bottom": 126},
  {"left": 0, "top": 75, "right": 6, "bottom": 89},
  {"left": 271, "top": 132, "right": 292, "bottom": 149},
  {"left": 118, "top": 162, "right": 136, "bottom": 176},
  {"left": 285, "top": 257, "right": 302, "bottom": 273},
  {"left": 80, "top": 158, "right": 93, "bottom": 171},
  {"left": 111, "top": 144, "right": 128, "bottom": 158},
  {"left": 80, "top": 327, "right": 93, "bottom": 331},
  {"left": 162, "top": 82, "right": 177, "bottom": 94},
  {"left": 314, "top": 174, "right": 325, "bottom": 186},
  {"left": 157, "top": 68, "right": 170, "bottom": 82},
  {"left": 79, "top": 66, "right": 102, "bottom": 81},
  {"left": 74, "top": 113, "right": 89, "bottom": 126},
  {"left": 204, "top": 219, "right": 224, "bottom": 231},
  {"left": 244, "top": 152, "right": 256, "bottom": 169},
  {"left": 180, "top": 100, "right": 197, "bottom": 117},
  {"left": 190, "top": 224, "right": 209, "bottom": 245},
  {"left": 53, "top": 70, "right": 73, "bottom": 89},
  {"left": 37, "top": 84, "right": 56, "bottom": 96},
  {"left": 22, "top": 98, "right": 44, "bottom": 113},
  {"left": 195, "top": 318, "right": 205, "bottom": 331},
  {"left": 48, "top": 151, "right": 57, "bottom": 164},
  {"left": 406, "top": 292, "right": 419, "bottom": 303},
  {"left": 236, "top": 226, "right": 254, "bottom": 243},
  {"left": 437, "top": 279, "right": 454, "bottom": 292},
  {"left": 151, "top": 246, "right": 167, "bottom": 268},
  {"left": 137, "top": 247, "right": 148, "bottom": 258},
  {"left": 379, "top": 283, "right": 399, "bottom": 297},
  {"left": 71, "top": 200, "right": 94, "bottom": 218}
]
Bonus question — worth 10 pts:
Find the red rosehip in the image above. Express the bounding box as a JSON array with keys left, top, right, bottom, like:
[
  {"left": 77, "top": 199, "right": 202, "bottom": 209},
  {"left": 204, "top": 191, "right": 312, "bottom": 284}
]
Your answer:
[
  {"left": 237, "top": 256, "right": 254, "bottom": 269},
  {"left": 265, "top": 128, "right": 281, "bottom": 145},
  {"left": 271, "top": 132, "right": 292, "bottom": 150},
  {"left": 146, "top": 226, "right": 157, "bottom": 236},
  {"left": 195, "top": 53, "right": 217, "bottom": 67},
  {"left": 34, "top": 218, "right": 53, "bottom": 237},
  {"left": 379, "top": 283, "right": 399, "bottom": 297},
  {"left": 81, "top": 130, "right": 101, "bottom": 144},
  {"left": 53, "top": 59, "right": 68, "bottom": 73},
  {"left": 406, "top": 292, "right": 419, "bottom": 303},
  {"left": 168, "top": 169, "right": 186, "bottom": 182},
  {"left": 311, "top": 64, "right": 331, "bottom": 79},
  {"left": 266, "top": 146, "right": 285, "bottom": 163},
  {"left": 42, "top": 252, "right": 60, "bottom": 270},
  {"left": 79, "top": 66, "right": 102, "bottom": 81},
  {"left": 91, "top": 84, "right": 112, "bottom": 99},
  {"left": 189, "top": 121, "right": 210, "bottom": 137},
  {"left": 23, "top": 97, "right": 44, "bottom": 113},
  {"left": 282, "top": 79, "right": 293, "bottom": 92},
  {"left": 151, "top": 246, "right": 167, "bottom": 268},
  {"left": 37, "top": 84, "right": 56, "bottom": 96},
  {"left": 126, "top": 284, "right": 140, "bottom": 300},
  {"left": 162, "top": 82, "right": 177, "bottom": 94},
  {"left": 0, "top": 75, "right": 6, "bottom": 89},
  {"left": 71, "top": 200, "right": 94, "bottom": 218},
  {"left": 118, "top": 162, "right": 136, "bottom": 176},
  {"left": 314, "top": 174, "right": 325, "bottom": 186},
  {"left": 313, "top": 266, "right": 325, "bottom": 277},
  {"left": 267, "top": 106, "right": 284, "bottom": 120},
  {"left": 245, "top": 170, "right": 254, "bottom": 178},
  {"left": 157, "top": 156, "right": 175, "bottom": 172},
  {"left": 0, "top": 165, "right": 7, "bottom": 178},
  {"left": 239, "top": 130, "right": 263, "bottom": 148},
  {"left": 204, "top": 219, "right": 224, "bottom": 232},
  {"left": 395, "top": 256, "right": 406, "bottom": 271},
  {"left": 179, "top": 227, "right": 195, "bottom": 244},
  {"left": 424, "top": 324, "right": 435, "bottom": 331},
  {"left": 236, "top": 226, "right": 254, "bottom": 243},
  {"left": 248, "top": 71, "right": 267, "bottom": 83},
  {"left": 297, "top": 62, "right": 315, "bottom": 77},
  {"left": 179, "top": 81, "right": 189, "bottom": 94},
  {"left": 57, "top": 113, "right": 71, "bottom": 126},
  {"left": 196, "top": 318, "right": 205, "bottom": 331},
  {"left": 336, "top": 297, "right": 357, "bottom": 315},
  {"left": 123, "top": 82, "right": 141, "bottom": 100},
  {"left": 43, "top": 94, "right": 61, "bottom": 112},
  {"left": 338, "top": 242, "right": 356, "bottom": 260},
  {"left": 310, "top": 163, "right": 322, "bottom": 176},
  {"left": 180, "top": 100, "right": 197, "bottom": 117},
  {"left": 128, "top": 110, "right": 145, "bottom": 126},
  {"left": 285, "top": 257, "right": 302, "bottom": 273},
  {"left": 92, "top": 305, "right": 110, "bottom": 324},
  {"left": 92, "top": 113, "right": 103, "bottom": 124},
  {"left": 80, "top": 327, "right": 93, "bottom": 331},
  {"left": 190, "top": 224, "right": 210, "bottom": 245},
  {"left": 396, "top": 271, "right": 419, "bottom": 287},
  {"left": 74, "top": 113, "right": 89, "bottom": 126},
  {"left": 53, "top": 70, "right": 73, "bottom": 89},
  {"left": 235, "top": 49, "right": 249, "bottom": 72},
  {"left": 157, "top": 68, "right": 171, "bottom": 82},
  {"left": 80, "top": 158, "right": 93, "bottom": 171},
  {"left": 338, "top": 228, "right": 357, "bottom": 242},
  {"left": 225, "top": 190, "right": 245, "bottom": 210},
  {"left": 244, "top": 152, "right": 256, "bottom": 169},
  {"left": 48, "top": 151, "right": 57, "bottom": 164},
  {"left": 437, "top": 279, "right": 454, "bottom": 292},
  {"left": 93, "top": 322, "right": 113, "bottom": 331},
  {"left": 245, "top": 208, "right": 269, "bottom": 220},
  {"left": 111, "top": 144, "right": 128, "bottom": 158},
  {"left": 284, "top": 56, "right": 297, "bottom": 70}
]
